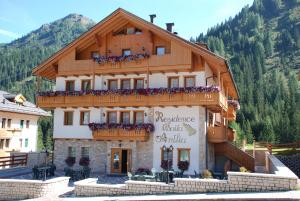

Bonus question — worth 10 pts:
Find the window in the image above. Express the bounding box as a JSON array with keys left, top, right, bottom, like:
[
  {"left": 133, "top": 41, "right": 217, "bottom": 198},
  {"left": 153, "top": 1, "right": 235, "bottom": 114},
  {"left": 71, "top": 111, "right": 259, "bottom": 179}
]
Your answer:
[
  {"left": 168, "top": 77, "right": 179, "bottom": 88},
  {"left": 134, "top": 111, "right": 144, "bottom": 124},
  {"left": 120, "top": 112, "right": 130, "bottom": 124},
  {"left": 20, "top": 120, "right": 24, "bottom": 129},
  {"left": 184, "top": 76, "right": 195, "bottom": 88},
  {"left": 108, "top": 80, "right": 118, "bottom": 90},
  {"left": 0, "top": 139, "right": 4, "bottom": 149},
  {"left": 208, "top": 112, "right": 214, "bottom": 127},
  {"left": 64, "top": 111, "right": 74, "bottom": 126},
  {"left": 5, "top": 139, "right": 10, "bottom": 148},
  {"left": 81, "top": 147, "right": 89, "bottom": 158},
  {"left": 178, "top": 148, "right": 190, "bottom": 162},
  {"left": 156, "top": 46, "right": 165, "bottom": 56},
  {"left": 91, "top": 51, "right": 100, "bottom": 58},
  {"left": 68, "top": 146, "right": 76, "bottom": 158},
  {"left": 25, "top": 138, "right": 28, "bottom": 148},
  {"left": 7, "top": 119, "right": 11, "bottom": 128},
  {"left": 122, "top": 49, "right": 131, "bottom": 56},
  {"left": 121, "top": 79, "right": 131, "bottom": 90},
  {"left": 65, "top": 80, "right": 75, "bottom": 91},
  {"left": 161, "top": 147, "right": 173, "bottom": 161},
  {"left": 81, "top": 80, "right": 91, "bottom": 91},
  {"left": 107, "top": 112, "right": 117, "bottom": 124},
  {"left": 126, "top": 27, "right": 135, "bottom": 35},
  {"left": 80, "top": 111, "right": 90, "bottom": 125},
  {"left": 1, "top": 118, "right": 6, "bottom": 128},
  {"left": 134, "top": 78, "right": 144, "bottom": 89},
  {"left": 26, "top": 120, "right": 30, "bottom": 129},
  {"left": 19, "top": 139, "right": 22, "bottom": 148}
]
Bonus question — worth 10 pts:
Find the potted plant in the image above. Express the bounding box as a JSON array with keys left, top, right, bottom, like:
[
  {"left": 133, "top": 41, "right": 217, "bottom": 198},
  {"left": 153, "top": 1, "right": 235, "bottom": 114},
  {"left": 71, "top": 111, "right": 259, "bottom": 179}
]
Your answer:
[
  {"left": 65, "top": 156, "right": 75, "bottom": 167},
  {"left": 160, "top": 160, "right": 172, "bottom": 170},
  {"left": 79, "top": 157, "right": 91, "bottom": 178},
  {"left": 177, "top": 160, "right": 189, "bottom": 176}
]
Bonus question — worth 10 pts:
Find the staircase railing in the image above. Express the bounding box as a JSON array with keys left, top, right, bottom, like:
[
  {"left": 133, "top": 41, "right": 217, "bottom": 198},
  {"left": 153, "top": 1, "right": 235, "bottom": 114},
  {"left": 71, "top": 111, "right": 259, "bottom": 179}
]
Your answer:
[{"left": 215, "top": 142, "right": 255, "bottom": 172}]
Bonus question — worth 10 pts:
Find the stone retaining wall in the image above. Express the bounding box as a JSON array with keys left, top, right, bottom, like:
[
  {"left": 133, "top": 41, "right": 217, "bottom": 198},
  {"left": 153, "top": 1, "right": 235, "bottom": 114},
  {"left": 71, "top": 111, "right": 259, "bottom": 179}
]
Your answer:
[
  {"left": 0, "top": 177, "right": 69, "bottom": 201},
  {"left": 75, "top": 171, "right": 298, "bottom": 197}
]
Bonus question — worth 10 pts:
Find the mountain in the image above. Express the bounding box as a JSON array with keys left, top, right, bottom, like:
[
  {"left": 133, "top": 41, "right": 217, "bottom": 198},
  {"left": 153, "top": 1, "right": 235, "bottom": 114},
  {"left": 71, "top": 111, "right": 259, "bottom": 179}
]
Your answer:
[
  {"left": 194, "top": 0, "right": 300, "bottom": 143},
  {"left": 0, "top": 13, "right": 95, "bottom": 102}
]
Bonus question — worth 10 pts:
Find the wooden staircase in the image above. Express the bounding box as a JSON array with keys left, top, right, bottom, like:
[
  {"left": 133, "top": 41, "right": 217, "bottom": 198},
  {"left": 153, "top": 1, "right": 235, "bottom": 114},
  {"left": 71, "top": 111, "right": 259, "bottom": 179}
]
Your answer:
[{"left": 215, "top": 142, "right": 255, "bottom": 172}]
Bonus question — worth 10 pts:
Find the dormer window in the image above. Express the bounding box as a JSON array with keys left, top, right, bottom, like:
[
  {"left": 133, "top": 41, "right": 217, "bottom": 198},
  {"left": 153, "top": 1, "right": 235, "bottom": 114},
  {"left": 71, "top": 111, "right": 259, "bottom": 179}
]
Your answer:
[
  {"left": 127, "top": 27, "right": 135, "bottom": 35},
  {"left": 122, "top": 49, "right": 131, "bottom": 56},
  {"left": 156, "top": 46, "right": 165, "bottom": 56}
]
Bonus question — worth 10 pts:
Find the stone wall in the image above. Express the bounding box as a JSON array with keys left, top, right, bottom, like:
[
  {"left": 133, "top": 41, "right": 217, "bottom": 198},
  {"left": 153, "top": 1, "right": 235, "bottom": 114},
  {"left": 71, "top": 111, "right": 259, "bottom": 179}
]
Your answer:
[
  {"left": 54, "top": 139, "right": 153, "bottom": 174},
  {"left": 0, "top": 177, "right": 69, "bottom": 201},
  {"left": 75, "top": 171, "right": 298, "bottom": 197}
]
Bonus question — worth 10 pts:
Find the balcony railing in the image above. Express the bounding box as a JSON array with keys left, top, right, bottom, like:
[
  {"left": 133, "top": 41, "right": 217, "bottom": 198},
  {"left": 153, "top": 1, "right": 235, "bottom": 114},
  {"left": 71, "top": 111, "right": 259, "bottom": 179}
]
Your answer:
[
  {"left": 58, "top": 53, "right": 192, "bottom": 76},
  {"left": 92, "top": 128, "right": 149, "bottom": 141},
  {"left": 207, "top": 126, "right": 235, "bottom": 143},
  {"left": 37, "top": 87, "right": 228, "bottom": 112},
  {"left": 226, "top": 105, "right": 237, "bottom": 121}
]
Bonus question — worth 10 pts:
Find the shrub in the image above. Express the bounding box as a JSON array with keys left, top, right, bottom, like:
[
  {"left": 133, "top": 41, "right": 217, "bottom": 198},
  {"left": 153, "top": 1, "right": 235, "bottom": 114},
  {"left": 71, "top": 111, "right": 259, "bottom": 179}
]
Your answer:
[
  {"left": 79, "top": 157, "right": 90, "bottom": 167},
  {"left": 177, "top": 160, "right": 189, "bottom": 173},
  {"left": 160, "top": 160, "right": 172, "bottom": 170},
  {"left": 202, "top": 169, "right": 213, "bottom": 179},
  {"left": 240, "top": 166, "right": 249, "bottom": 172},
  {"left": 65, "top": 157, "right": 75, "bottom": 167}
]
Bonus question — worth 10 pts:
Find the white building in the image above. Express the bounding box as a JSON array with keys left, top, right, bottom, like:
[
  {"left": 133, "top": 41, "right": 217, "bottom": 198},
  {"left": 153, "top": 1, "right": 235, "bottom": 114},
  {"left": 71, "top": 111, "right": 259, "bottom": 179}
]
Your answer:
[
  {"left": 0, "top": 91, "right": 50, "bottom": 156},
  {"left": 33, "top": 9, "right": 253, "bottom": 175}
]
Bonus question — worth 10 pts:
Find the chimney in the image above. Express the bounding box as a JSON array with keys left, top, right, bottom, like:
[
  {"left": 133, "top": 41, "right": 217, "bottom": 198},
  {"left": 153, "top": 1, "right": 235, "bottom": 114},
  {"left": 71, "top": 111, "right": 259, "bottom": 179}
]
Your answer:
[
  {"left": 166, "top": 23, "right": 174, "bottom": 32},
  {"left": 149, "top": 14, "right": 156, "bottom": 23}
]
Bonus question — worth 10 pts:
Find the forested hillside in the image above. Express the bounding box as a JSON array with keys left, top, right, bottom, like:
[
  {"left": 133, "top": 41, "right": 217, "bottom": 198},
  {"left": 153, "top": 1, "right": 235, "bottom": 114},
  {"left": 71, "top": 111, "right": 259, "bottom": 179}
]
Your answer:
[
  {"left": 194, "top": 0, "right": 300, "bottom": 143},
  {"left": 0, "top": 14, "right": 95, "bottom": 150}
]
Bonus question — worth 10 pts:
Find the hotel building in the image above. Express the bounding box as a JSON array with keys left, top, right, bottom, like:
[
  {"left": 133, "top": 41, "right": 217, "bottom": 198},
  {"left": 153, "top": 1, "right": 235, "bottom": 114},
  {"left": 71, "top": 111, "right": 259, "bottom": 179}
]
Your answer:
[
  {"left": 0, "top": 91, "right": 50, "bottom": 156},
  {"left": 33, "top": 9, "right": 254, "bottom": 174}
]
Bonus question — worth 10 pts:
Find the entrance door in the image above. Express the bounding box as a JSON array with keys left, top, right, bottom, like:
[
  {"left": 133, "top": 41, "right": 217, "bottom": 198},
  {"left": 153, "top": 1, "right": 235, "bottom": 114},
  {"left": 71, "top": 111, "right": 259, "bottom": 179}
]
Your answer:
[
  {"left": 111, "top": 148, "right": 132, "bottom": 174},
  {"left": 111, "top": 148, "right": 122, "bottom": 173}
]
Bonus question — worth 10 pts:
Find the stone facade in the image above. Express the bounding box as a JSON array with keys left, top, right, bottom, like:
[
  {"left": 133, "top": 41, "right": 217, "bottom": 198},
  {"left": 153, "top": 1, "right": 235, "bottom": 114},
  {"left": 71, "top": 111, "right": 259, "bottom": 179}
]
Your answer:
[
  {"left": 75, "top": 171, "right": 298, "bottom": 197},
  {"left": 54, "top": 138, "right": 153, "bottom": 173},
  {"left": 0, "top": 177, "right": 69, "bottom": 200}
]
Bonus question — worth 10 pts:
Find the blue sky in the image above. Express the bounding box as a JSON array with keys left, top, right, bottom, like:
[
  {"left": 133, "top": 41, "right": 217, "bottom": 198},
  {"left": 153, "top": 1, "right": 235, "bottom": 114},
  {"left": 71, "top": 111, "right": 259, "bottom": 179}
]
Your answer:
[{"left": 0, "top": 0, "right": 253, "bottom": 43}]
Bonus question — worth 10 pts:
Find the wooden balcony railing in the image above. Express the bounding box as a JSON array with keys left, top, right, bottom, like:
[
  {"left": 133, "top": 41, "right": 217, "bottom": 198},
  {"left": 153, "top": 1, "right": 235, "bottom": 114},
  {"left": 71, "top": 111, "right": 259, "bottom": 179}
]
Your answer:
[
  {"left": 207, "top": 126, "right": 235, "bottom": 143},
  {"left": 92, "top": 128, "right": 149, "bottom": 141},
  {"left": 226, "top": 105, "right": 237, "bottom": 121},
  {"left": 37, "top": 91, "right": 227, "bottom": 112},
  {"left": 58, "top": 53, "right": 192, "bottom": 77},
  {"left": 215, "top": 142, "right": 255, "bottom": 172}
]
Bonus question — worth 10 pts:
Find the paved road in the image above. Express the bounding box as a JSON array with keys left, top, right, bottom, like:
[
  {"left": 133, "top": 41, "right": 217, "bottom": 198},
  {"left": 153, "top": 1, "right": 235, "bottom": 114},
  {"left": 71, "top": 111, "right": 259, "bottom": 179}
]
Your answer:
[{"left": 27, "top": 190, "right": 299, "bottom": 201}]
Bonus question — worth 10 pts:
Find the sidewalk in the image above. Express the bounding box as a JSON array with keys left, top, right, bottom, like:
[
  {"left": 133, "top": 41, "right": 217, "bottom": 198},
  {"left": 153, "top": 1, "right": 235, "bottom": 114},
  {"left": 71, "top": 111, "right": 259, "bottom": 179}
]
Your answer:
[{"left": 59, "top": 191, "right": 300, "bottom": 201}]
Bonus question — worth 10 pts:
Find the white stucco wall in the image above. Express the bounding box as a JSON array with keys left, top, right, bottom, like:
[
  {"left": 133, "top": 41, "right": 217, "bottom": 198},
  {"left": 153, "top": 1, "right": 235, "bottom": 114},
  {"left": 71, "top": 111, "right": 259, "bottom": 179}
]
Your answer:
[
  {"left": 53, "top": 107, "right": 152, "bottom": 139},
  {"left": 151, "top": 106, "right": 205, "bottom": 174},
  {"left": 0, "top": 111, "right": 39, "bottom": 152},
  {"left": 55, "top": 71, "right": 206, "bottom": 91}
]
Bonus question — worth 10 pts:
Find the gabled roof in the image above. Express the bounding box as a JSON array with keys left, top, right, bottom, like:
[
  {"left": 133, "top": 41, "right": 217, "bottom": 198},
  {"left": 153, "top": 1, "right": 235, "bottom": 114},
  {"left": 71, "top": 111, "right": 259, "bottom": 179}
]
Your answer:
[
  {"left": 0, "top": 91, "right": 50, "bottom": 116},
  {"left": 33, "top": 8, "right": 239, "bottom": 99}
]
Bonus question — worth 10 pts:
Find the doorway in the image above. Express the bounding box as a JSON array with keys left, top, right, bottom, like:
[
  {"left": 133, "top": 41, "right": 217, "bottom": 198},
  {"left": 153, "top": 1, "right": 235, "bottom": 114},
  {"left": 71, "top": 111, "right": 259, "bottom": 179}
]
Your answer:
[{"left": 111, "top": 148, "right": 132, "bottom": 174}]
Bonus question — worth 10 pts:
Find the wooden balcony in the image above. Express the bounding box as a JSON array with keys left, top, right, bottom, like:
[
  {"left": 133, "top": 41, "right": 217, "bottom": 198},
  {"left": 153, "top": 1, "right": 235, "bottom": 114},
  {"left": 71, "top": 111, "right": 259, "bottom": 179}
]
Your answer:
[
  {"left": 37, "top": 91, "right": 228, "bottom": 112},
  {"left": 58, "top": 53, "right": 192, "bottom": 77},
  {"left": 207, "top": 126, "right": 235, "bottom": 143},
  {"left": 226, "top": 105, "right": 237, "bottom": 121},
  {"left": 92, "top": 128, "right": 149, "bottom": 141}
]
